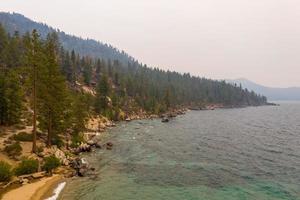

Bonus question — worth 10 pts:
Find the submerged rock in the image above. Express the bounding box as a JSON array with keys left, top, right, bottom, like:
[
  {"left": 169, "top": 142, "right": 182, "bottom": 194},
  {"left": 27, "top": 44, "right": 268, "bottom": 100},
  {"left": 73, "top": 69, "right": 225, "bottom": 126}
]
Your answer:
[
  {"left": 95, "top": 142, "right": 102, "bottom": 149},
  {"left": 161, "top": 117, "right": 169, "bottom": 123},
  {"left": 106, "top": 142, "right": 113, "bottom": 150}
]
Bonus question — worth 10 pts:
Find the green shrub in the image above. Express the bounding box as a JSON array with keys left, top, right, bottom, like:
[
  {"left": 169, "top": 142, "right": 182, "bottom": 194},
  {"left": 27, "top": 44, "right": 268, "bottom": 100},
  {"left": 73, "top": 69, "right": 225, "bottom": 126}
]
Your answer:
[
  {"left": 13, "top": 124, "right": 26, "bottom": 130},
  {"left": 0, "top": 161, "right": 12, "bottom": 182},
  {"left": 4, "top": 142, "right": 22, "bottom": 158},
  {"left": 14, "top": 158, "right": 38, "bottom": 176},
  {"left": 105, "top": 109, "right": 114, "bottom": 120},
  {"left": 70, "top": 134, "right": 84, "bottom": 148},
  {"left": 51, "top": 136, "right": 64, "bottom": 148},
  {"left": 12, "top": 132, "right": 33, "bottom": 141},
  {"left": 43, "top": 155, "right": 60, "bottom": 174},
  {"left": 36, "top": 145, "right": 44, "bottom": 154}
]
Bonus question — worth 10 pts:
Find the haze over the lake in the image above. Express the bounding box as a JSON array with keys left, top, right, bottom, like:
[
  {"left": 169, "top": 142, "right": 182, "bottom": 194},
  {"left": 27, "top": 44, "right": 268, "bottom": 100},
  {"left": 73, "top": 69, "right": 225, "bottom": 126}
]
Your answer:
[{"left": 1, "top": 0, "right": 300, "bottom": 88}]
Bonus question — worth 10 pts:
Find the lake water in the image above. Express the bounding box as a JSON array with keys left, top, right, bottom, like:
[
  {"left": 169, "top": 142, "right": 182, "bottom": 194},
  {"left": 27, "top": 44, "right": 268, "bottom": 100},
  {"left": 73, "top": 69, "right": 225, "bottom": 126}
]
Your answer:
[{"left": 60, "top": 102, "right": 300, "bottom": 200}]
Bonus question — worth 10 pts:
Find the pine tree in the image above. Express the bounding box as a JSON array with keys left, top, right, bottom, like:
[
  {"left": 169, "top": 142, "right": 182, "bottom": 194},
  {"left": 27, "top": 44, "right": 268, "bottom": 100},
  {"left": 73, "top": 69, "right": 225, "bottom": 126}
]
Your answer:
[
  {"left": 83, "top": 63, "right": 92, "bottom": 85},
  {"left": 3, "top": 70, "right": 23, "bottom": 125},
  {"left": 164, "top": 88, "right": 171, "bottom": 109},
  {"left": 70, "top": 93, "right": 89, "bottom": 134},
  {"left": 6, "top": 31, "right": 23, "bottom": 68},
  {"left": 71, "top": 50, "right": 77, "bottom": 84},
  {"left": 37, "top": 33, "right": 70, "bottom": 147},
  {"left": 0, "top": 24, "right": 8, "bottom": 69},
  {"left": 95, "top": 74, "right": 110, "bottom": 114},
  {"left": 62, "top": 50, "right": 73, "bottom": 83},
  {"left": 0, "top": 70, "right": 7, "bottom": 125},
  {"left": 25, "top": 29, "right": 43, "bottom": 153}
]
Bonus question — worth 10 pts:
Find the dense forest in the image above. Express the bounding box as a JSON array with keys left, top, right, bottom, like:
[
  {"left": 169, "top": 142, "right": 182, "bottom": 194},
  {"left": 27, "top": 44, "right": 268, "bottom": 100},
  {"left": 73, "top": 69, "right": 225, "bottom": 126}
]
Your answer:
[
  {"left": 0, "top": 12, "right": 134, "bottom": 65},
  {"left": 0, "top": 17, "right": 267, "bottom": 152}
]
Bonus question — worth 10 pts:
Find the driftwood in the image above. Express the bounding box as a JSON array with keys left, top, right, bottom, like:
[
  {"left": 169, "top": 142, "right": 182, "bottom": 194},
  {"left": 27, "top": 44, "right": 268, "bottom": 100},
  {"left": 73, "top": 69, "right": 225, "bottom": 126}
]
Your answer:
[
  {"left": 2, "top": 179, "right": 18, "bottom": 189},
  {"left": 18, "top": 171, "right": 46, "bottom": 179},
  {"left": 2, "top": 171, "right": 47, "bottom": 189}
]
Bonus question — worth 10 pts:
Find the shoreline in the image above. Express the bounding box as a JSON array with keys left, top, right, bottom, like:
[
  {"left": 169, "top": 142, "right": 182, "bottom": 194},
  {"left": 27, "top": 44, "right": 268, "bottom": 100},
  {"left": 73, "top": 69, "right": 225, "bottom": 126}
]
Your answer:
[
  {"left": 2, "top": 175, "right": 64, "bottom": 200},
  {"left": 38, "top": 180, "right": 66, "bottom": 200}
]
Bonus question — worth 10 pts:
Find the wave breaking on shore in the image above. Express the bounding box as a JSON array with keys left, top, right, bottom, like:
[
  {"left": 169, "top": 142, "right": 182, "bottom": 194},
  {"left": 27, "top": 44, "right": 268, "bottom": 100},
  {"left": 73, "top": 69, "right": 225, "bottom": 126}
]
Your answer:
[{"left": 45, "top": 182, "right": 66, "bottom": 200}]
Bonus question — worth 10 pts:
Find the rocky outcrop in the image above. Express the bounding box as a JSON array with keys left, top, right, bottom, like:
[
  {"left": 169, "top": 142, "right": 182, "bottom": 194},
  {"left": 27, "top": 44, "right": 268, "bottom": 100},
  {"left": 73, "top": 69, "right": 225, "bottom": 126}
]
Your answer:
[
  {"left": 38, "top": 146, "right": 70, "bottom": 166},
  {"left": 70, "top": 158, "right": 90, "bottom": 177},
  {"left": 54, "top": 148, "right": 70, "bottom": 166},
  {"left": 75, "top": 143, "right": 92, "bottom": 153}
]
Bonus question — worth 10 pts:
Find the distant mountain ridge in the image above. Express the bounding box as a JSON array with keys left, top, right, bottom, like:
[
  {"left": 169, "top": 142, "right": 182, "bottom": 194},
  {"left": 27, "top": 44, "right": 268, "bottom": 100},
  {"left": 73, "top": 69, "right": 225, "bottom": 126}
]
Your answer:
[
  {"left": 227, "top": 78, "right": 300, "bottom": 101},
  {"left": 0, "top": 12, "right": 135, "bottom": 65}
]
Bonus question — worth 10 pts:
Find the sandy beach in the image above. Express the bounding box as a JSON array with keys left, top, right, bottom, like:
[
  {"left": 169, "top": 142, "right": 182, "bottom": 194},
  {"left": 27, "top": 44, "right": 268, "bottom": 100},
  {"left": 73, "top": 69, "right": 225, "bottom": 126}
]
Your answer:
[{"left": 2, "top": 175, "right": 63, "bottom": 200}]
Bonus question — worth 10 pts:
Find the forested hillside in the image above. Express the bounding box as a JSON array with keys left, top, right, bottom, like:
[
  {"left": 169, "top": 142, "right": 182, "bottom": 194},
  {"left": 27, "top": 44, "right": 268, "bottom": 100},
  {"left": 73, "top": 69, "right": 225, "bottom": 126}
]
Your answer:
[
  {"left": 0, "top": 12, "right": 134, "bottom": 65},
  {"left": 0, "top": 15, "right": 267, "bottom": 151}
]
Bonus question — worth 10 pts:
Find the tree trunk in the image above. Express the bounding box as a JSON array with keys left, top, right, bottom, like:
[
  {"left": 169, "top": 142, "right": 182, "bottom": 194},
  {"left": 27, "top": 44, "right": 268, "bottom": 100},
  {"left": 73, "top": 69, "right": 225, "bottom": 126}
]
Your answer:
[
  {"left": 47, "top": 113, "right": 52, "bottom": 147},
  {"left": 32, "top": 62, "right": 37, "bottom": 153}
]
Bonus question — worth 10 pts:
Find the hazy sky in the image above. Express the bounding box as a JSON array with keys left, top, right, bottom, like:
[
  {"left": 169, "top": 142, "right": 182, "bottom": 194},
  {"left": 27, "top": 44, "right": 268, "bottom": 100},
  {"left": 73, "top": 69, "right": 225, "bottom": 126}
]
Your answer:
[{"left": 1, "top": 0, "right": 300, "bottom": 87}]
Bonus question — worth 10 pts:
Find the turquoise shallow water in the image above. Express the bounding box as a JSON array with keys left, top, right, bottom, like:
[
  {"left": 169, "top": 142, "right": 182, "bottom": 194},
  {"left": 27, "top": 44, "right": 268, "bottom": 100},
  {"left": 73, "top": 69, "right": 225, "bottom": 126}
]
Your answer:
[{"left": 60, "top": 102, "right": 300, "bottom": 200}]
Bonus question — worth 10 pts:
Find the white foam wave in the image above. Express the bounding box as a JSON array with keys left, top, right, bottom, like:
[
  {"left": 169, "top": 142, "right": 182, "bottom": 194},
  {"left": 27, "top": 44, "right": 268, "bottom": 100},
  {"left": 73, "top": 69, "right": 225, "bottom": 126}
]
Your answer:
[{"left": 45, "top": 181, "right": 66, "bottom": 200}]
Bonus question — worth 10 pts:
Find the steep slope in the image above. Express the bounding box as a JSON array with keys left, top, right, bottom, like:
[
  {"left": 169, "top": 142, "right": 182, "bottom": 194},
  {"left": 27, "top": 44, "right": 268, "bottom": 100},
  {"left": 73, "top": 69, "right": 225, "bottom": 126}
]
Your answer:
[
  {"left": 0, "top": 12, "right": 268, "bottom": 109},
  {"left": 227, "top": 78, "right": 300, "bottom": 101},
  {"left": 0, "top": 12, "right": 134, "bottom": 64}
]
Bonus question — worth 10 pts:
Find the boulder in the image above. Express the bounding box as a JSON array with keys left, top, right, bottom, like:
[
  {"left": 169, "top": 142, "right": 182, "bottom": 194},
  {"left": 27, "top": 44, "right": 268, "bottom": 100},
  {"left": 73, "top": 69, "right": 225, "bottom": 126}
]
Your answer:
[
  {"left": 161, "top": 117, "right": 169, "bottom": 123},
  {"left": 54, "top": 148, "right": 70, "bottom": 166},
  {"left": 37, "top": 151, "right": 46, "bottom": 158},
  {"left": 167, "top": 112, "right": 177, "bottom": 118},
  {"left": 176, "top": 109, "right": 186, "bottom": 115},
  {"left": 70, "top": 158, "right": 90, "bottom": 177},
  {"left": 87, "top": 140, "right": 96, "bottom": 146},
  {"left": 32, "top": 171, "right": 46, "bottom": 179},
  {"left": 105, "top": 121, "right": 114, "bottom": 127},
  {"left": 106, "top": 142, "right": 113, "bottom": 147},
  {"left": 95, "top": 142, "right": 102, "bottom": 149},
  {"left": 79, "top": 168, "right": 88, "bottom": 177},
  {"left": 106, "top": 146, "right": 112, "bottom": 150},
  {"left": 20, "top": 178, "right": 29, "bottom": 185},
  {"left": 125, "top": 118, "right": 131, "bottom": 122},
  {"left": 73, "top": 143, "right": 93, "bottom": 154},
  {"left": 106, "top": 142, "right": 113, "bottom": 150},
  {"left": 62, "top": 158, "right": 70, "bottom": 166}
]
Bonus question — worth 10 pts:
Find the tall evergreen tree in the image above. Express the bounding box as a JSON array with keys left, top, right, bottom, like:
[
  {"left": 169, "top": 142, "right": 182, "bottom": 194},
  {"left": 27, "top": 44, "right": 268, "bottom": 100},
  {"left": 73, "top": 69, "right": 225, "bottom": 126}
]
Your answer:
[
  {"left": 0, "top": 24, "right": 8, "bottom": 69},
  {"left": 37, "top": 32, "right": 70, "bottom": 146},
  {"left": 71, "top": 49, "right": 77, "bottom": 84},
  {"left": 24, "top": 29, "right": 43, "bottom": 153},
  {"left": 95, "top": 74, "right": 110, "bottom": 114},
  {"left": 2, "top": 70, "right": 23, "bottom": 125}
]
